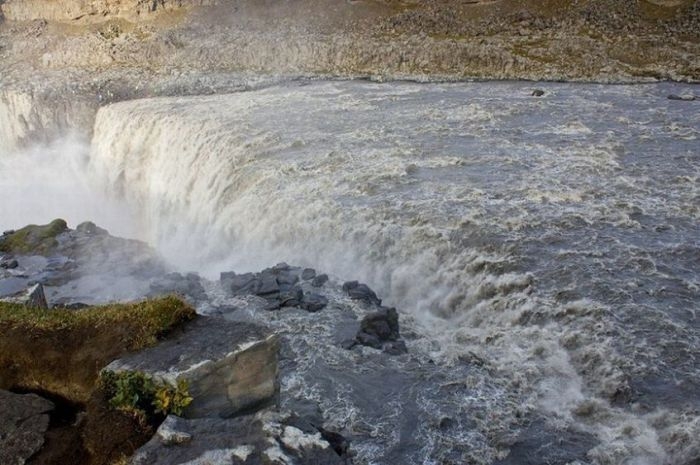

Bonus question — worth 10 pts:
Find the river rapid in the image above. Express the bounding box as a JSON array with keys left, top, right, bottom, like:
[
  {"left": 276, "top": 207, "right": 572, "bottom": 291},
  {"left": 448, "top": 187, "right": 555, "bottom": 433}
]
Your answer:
[{"left": 1, "top": 80, "right": 698, "bottom": 464}]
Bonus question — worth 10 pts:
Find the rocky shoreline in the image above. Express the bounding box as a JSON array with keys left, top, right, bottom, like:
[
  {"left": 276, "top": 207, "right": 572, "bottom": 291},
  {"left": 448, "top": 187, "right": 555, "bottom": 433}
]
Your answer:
[{"left": 0, "top": 220, "right": 420, "bottom": 464}]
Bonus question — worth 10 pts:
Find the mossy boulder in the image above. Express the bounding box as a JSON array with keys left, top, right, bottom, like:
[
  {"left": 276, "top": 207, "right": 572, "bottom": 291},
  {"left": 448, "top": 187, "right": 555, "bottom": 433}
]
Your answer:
[{"left": 0, "top": 218, "right": 68, "bottom": 255}]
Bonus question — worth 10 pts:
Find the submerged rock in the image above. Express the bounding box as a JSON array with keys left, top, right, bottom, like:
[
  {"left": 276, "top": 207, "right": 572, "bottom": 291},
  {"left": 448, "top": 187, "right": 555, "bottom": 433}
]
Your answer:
[
  {"left": 532, "top": 89, "right": 545, "bottom": 97},
  {"left": 668, "top": 94, "right": 696, "bottom": 101},
  {"left": 105, "top": 316, "right": 279, "bottom": 418},
  {"left": 0, "top": 389, "right": 54, "bottom": 465}
]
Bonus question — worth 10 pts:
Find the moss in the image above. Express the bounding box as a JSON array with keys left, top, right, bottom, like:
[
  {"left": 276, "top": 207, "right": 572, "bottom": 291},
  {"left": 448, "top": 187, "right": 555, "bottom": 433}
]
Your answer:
[
  {"left": 0, "top": 295, "right": 195, "bottom": 350},
  {"left": 99, "top": 371, "right": 193, "bottom": 425},
  {"left": 0, "top": 218, "right": 68, "bottom": 255}
]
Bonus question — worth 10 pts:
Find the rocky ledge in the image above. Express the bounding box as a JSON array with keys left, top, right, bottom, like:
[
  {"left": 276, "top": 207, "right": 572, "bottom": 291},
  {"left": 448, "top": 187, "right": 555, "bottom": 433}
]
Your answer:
[{"left": 0, "top": 220, "right": 416, "bottom": 465}]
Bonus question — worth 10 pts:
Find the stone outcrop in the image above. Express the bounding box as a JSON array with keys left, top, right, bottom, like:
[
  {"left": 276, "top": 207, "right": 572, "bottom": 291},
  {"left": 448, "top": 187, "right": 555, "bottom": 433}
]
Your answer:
[
  {"left": 105, "top": 316, "right": 279, "bottom": 418},
  {"left": 131, "top": 411, "right": 347, "bottom": 465},
  {"left": 0, "top": 389, "right": 55, "bottom": 465}
]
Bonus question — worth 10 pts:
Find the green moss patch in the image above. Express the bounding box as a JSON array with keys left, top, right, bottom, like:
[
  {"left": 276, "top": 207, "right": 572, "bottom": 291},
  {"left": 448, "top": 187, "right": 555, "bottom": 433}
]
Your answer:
[
  {"left": 0, "top": 218, "right": 68, "bottom": 255},
  {"left": 0, "top": 295, "right": 195, "bottom": 402},
  {"left": 0, "top": 296, "right": 196, "bottom": 465}
]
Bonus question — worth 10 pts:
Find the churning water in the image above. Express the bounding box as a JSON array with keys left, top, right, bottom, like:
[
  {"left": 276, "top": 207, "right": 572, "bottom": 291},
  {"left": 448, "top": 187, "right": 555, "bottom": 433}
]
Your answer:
[{"left": 1, "top": 80, "right": 699, "bottom": 464}]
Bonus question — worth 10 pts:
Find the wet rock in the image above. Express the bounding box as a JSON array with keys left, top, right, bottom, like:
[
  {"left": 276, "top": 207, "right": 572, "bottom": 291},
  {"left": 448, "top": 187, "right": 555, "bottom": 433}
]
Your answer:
[
  {"left": 352, "top": 307, "right": 407, "bottom": 355},
  {"left": 531, "top": 89, "right": 545, "bottom": 97},
  {"left": 302, "top": 293, "right": 328, "bottom": 312},
  {"left": 0, "top": 389, "right": 54, "bottom": 465},
  {"left": 302, "top": 268, "right": 316, "bottom": 280},
  {"left": 0, "top": 283, "right": 48, "bottom": 309},
  {"left": 668, "top": 94, "right": 696, "bottom": 101},
  {"left": 75, "top": 221, "right": 108, "bottom": 236},
  {"left": 221, "top": 272, "right": 258, "bottom": 294},
  {"left": 132, "top": 411, "right": 344, "bottom": 465},
  {"left": 149, "top": 272, "right": 207, "bottom": 303},
  {"left": 312, "top": 273, "right": 329, "bottom": 287},
  {"left": 279, "top": 285, "right": 304, "bottom": 307},
  {"left": 342, "top": 281, "right": 381, "bottom": 306},
  {"left": 0, "top": 258, "right": 19, "bottom": 269},
  {"left": 105, "top": 317, "right": 279, "bottom": 418},
  {"left": 3, "top": 230, "right": 15, "bottom": 236}
]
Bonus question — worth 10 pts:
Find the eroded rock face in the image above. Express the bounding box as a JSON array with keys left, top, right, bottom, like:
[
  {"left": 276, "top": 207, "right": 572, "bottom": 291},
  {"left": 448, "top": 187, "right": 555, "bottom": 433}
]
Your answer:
[
  {"left": 105, "top": 317, "right": 279, "bottom": 418},
  {"left": 131, "top": 411, "right": 346, "bottom": 465},
  {"left": 0, "top": 390, "right": 54, "bottom": 465}
]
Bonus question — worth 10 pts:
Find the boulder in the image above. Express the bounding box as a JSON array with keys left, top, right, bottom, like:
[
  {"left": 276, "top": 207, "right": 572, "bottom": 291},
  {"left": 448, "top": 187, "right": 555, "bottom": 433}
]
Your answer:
[
  {"left": 312, "top": 274, "right": 329, "bottom": 287},
  {"left": 0, "top": 283, "right": 48, "bottom": 309},
  {"left": 0, "top": 390, "right": 54, "bottom": 465},
  {"left": 104, "top": 317, "right": 279, "bottom": 418},
  {"left": 149, "top": 272, "right": 207, "bottom": 303},
  {"left": 302, "top": 293, "right": 328, "bottom": 312},
  {"left": 531, "top": 89, "right": 545, "bottom": 97},
  {"left": 131, "top": 411, "right": 345, "bottom": 465},
  {"left": 350, "top": 307, "right": 407, "bottom": 355},
  {"left": 301, "top": 268, "right": 316, "bottom": 280},
  {"left": 342, "top": 281, "right": 381, "bottom": 306}
]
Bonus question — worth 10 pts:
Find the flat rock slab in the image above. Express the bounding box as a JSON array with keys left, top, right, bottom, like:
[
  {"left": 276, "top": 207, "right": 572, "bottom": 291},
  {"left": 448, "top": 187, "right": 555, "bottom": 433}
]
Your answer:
[
  {"left": 132, "top": 412, "right": 344, "bottom": 465},
  {"left": 105, "top": 317, "right": 278, "bottom": 418},
  {"left": 0, "top": 389, "right": 54, "bottom": 465}
]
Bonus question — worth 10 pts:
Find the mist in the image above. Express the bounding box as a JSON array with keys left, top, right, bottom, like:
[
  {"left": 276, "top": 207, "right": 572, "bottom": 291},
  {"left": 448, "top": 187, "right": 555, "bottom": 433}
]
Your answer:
[{"left": 0, "top": 136, "right": 140, "bottom": 239}]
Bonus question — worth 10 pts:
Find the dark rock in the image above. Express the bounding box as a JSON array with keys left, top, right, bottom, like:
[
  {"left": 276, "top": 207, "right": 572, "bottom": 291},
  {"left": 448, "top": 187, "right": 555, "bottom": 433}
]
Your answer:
[
  {"left": 312, "top": 273, "right": 329, "bottom": 287},
  {"left": 75, "top": 221, "right": 108, "bottom": 236},
  {"left": 0, "top": 390, "right": 54, "bottom": 465},
  {"left": 2, "top": 230, "right": 15, "bottom": 236},
  {"left": 361, "top": 307, "right": 400, "bottom": 341},
  {"left": 0, "top": 258, "right": 19, "bottom": 269},
  {"left": 256, "top": 272, "right": 280, "bottom": 298},
  {"left": 302, "top": 293, "right": 328, "bottom": 312},
  {"left": 132, "top": 412, "right": 344, "bottom": 465},
  {"left": 668, "top": 94, "right": 696, "bottom": 101},
  {"left": 149, "top": 272, "right": 207, "bottom": 302},
  {"left": 351, "top": 307, "right": 407, "bottom": 355},
  {"left": 280, "top": 285, "right": 304, "bottom": 307},
  {"left": 531, "top": 89, "right": 545, "bottom": 97},
  {"left": 277, "top": 270, "right": 300, "bottom": 286},
  {"left": 302, "top": 268, "right": 317, "bottom": 280},
  {"left": 222, "top": 272, "right": 258, "bottom": 294},
  {"left": 343, "top": 281, "right": 381, "bottom": 306},
  {"left": 318, "top": 427, "right": 351, "bottom": 457}
]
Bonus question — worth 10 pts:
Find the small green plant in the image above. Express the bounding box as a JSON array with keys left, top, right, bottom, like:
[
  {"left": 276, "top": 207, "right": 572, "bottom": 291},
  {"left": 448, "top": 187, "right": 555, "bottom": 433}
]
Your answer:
[
  {"left": 153, "top": 379, "right": 193, "bottom": 416},
  {"left": 100, "top": 371, "right": 193, "bottom": 421}
]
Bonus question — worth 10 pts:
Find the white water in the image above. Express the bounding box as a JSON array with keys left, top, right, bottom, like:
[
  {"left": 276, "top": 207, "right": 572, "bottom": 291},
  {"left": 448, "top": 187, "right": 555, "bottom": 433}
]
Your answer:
[{"left": 2, "top": 80, "right": 699, "bottom": 464}]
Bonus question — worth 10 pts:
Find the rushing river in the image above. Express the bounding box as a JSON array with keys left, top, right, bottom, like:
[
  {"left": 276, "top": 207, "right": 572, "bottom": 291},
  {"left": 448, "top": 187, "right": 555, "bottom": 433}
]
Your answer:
[{"left": 1, "top": 80, "right": 699, "bottom": 464}]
